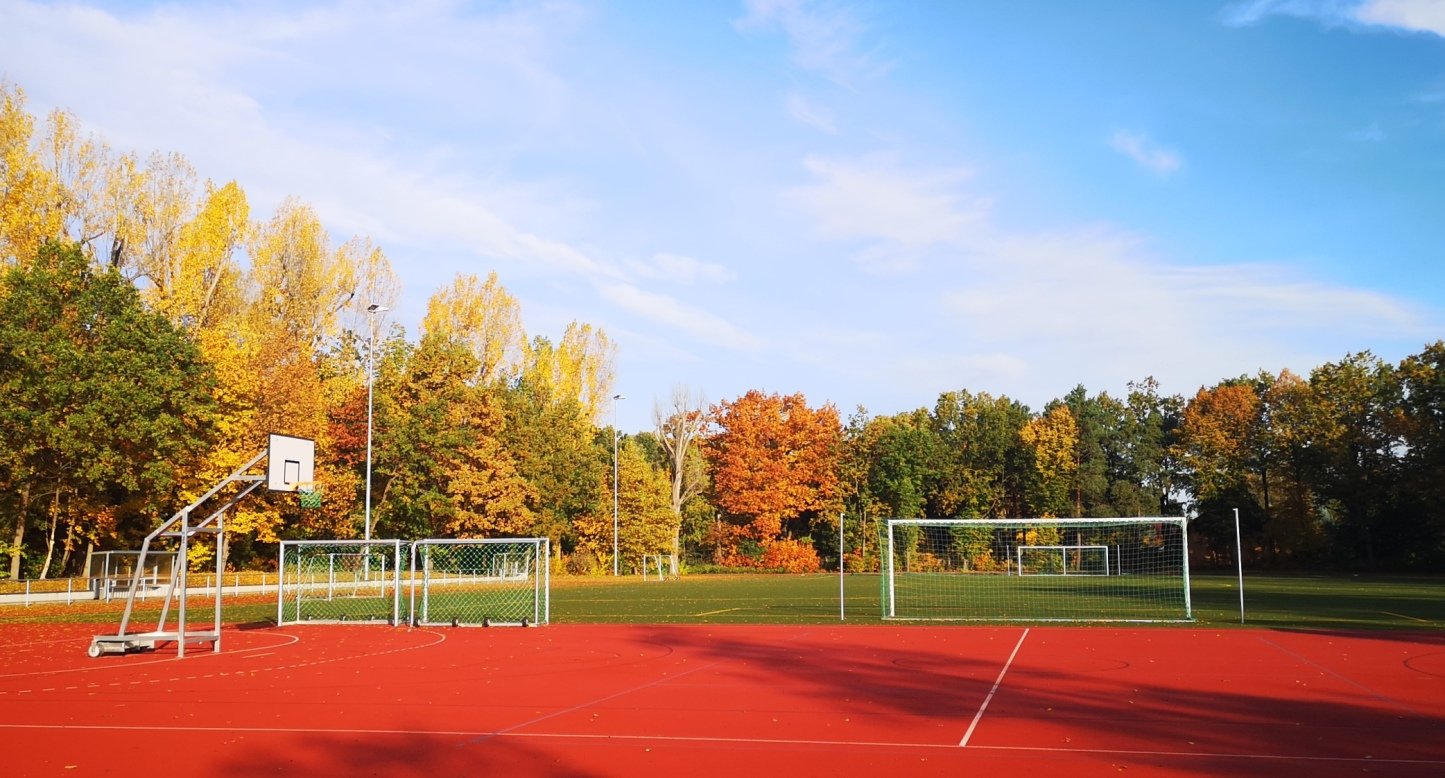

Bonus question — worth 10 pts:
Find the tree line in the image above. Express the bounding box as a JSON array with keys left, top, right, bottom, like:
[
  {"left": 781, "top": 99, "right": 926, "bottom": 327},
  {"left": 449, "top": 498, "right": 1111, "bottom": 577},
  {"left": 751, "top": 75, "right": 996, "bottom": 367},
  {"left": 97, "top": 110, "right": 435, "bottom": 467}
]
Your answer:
[{"left": 3, "top": 82, "right": 1442, "bottom": 577}]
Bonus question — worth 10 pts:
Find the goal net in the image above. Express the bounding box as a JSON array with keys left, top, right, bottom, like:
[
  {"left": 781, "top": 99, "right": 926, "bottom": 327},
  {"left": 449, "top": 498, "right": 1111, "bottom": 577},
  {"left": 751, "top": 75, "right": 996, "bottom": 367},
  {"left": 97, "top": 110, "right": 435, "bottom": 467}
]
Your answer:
[
  {"left": 882, "top": 518, "right": 1191, "bottom": 622},
  {"left": 277, "top": 540, "right": 402, "bottom": 625},
  {"left": 410, "top": 538, "right": 550, "bottom": 627}
]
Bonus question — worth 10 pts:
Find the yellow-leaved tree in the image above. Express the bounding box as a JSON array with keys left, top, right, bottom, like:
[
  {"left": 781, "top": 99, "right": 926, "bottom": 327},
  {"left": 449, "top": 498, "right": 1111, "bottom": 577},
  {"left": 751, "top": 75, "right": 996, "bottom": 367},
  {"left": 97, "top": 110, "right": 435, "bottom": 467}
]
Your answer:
[
  {"left": 1020, "top": 404, "right": 1078, "bottom": 519},
  {"left": 0, "top": 83, "right": 65, "bottom": 265},
  {"left": 421, "top": 271, "right": 526, "bottom": 386}
]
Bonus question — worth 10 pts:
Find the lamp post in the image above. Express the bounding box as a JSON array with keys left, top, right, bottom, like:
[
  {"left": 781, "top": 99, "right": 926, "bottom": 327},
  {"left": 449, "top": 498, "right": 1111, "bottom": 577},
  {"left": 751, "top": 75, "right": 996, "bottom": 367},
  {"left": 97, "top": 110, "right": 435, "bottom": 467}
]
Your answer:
[
  {"left": 365, "top": 304, "right": 388, "bottom": 573},
  {"left": 612, "top": 393, "right": 624, "bottom": 576}
]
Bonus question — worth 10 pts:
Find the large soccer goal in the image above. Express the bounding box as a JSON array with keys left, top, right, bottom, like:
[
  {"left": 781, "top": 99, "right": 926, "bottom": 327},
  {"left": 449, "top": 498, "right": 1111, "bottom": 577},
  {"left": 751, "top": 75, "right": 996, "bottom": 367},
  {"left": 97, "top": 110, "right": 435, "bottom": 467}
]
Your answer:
[
  {"left": 277, "top": 540, "right": 403, "bottom": 625},
  {"left": 409, "top": 538, "right": 550, "bottom": 627},
  {"left": 882, "top": 517, "right": 1191, "bottom": 622}
]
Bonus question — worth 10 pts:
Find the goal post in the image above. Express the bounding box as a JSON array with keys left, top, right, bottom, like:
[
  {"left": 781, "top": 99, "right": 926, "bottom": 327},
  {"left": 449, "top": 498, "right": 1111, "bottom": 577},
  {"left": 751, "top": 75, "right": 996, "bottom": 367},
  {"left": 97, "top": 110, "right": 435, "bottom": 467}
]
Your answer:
[
  {"left": 277, "top": 540, "right": 402, "bottom": 625},
  {"left": 409, "top": 538, "right": 549, "bottom": 627},
  {"left": 883, "top": 517, "right": 1191, "bottom": 622}
]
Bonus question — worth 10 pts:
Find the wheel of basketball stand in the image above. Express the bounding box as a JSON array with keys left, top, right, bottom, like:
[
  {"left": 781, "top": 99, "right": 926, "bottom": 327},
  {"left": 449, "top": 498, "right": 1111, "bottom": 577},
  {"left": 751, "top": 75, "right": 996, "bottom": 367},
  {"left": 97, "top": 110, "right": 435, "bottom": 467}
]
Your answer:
[
  {"left": 87, "top": 642, "right": 103, "bottom": 659},
  {"left": 521, "top": 618, "right": 530, "bottom": 627},
  {"left": 451, "top": 617, "right": 459, "bottom": 628},
  {"left": 482, "top": 617, "right": 490, "bottom": 627}
]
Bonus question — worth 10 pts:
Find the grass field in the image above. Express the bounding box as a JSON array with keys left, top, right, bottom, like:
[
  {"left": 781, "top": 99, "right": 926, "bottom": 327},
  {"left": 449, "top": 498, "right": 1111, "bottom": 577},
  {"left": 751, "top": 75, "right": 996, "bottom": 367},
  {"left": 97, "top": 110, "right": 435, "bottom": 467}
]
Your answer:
[{"left": 2, "top": 572, "right": 1442, "bottom": 631}]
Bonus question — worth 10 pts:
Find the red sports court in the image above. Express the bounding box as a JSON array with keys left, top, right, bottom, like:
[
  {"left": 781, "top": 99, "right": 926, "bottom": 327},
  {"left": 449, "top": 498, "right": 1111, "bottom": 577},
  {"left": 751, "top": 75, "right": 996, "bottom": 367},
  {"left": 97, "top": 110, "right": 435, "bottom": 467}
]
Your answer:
[{"left": 1, "top": 621, "right": 1441, "bottom": 776}]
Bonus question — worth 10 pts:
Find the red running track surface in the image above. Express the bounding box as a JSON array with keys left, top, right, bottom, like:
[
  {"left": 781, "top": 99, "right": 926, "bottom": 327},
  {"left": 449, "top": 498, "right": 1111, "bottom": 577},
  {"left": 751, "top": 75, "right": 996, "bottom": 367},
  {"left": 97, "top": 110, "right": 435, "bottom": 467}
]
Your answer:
[{"left": 0, "top": 622, "right": 1441, "bottom": 777}]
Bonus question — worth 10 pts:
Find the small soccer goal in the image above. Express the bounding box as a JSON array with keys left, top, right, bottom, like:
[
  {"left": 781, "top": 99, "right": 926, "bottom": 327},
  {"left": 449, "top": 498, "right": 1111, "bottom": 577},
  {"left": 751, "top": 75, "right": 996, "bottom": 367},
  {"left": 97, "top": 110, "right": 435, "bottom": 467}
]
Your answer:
[
  {"left": 639, "top": 553, "right": 674, "bottom": 581},
  {"left": 882, "top": 517, "right": 1191, "bottom": 622},
  {"left": 410, "top": 538, "right": 549, "bottom": 627},
  {"left": 277, "top": 540, "right": 403, "bottom": 625},
  {"left": 1016, "top": 544, "right": 1111, "bottom": 576}
]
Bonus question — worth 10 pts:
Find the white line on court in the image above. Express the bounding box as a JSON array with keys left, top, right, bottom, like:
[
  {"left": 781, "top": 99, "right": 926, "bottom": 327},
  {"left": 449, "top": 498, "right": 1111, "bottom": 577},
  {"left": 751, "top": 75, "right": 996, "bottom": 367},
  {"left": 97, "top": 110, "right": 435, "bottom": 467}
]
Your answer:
[
  {"left": 1, "top": 723, "right": 1441, "bottom": 768},
  {"left": 1256, "top": 635, "right": 1424, "bottom": 716},
  {"left": 959, "top": 627, "right": 1030, "bottom": 747},
  {"left": 0, "top": 632, "right": 302, "bottom": 681}
]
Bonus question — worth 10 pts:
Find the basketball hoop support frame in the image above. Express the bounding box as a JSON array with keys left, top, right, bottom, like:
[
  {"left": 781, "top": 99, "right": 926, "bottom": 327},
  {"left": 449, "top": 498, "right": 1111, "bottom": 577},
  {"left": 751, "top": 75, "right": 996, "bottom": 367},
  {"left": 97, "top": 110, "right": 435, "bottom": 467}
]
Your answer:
[{"left": 88, "top": 438, "right": 306, "bottom": 659}]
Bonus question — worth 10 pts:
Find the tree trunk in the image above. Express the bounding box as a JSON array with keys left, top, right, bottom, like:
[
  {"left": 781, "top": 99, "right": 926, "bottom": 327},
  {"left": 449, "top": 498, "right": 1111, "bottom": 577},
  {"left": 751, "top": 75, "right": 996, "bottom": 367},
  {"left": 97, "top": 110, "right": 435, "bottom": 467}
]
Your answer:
[
  {"left": 8, "top": 483, "right": 29, "bottom": 580},
  {"left": 40, "top": 490, "right": 59, "bottom": 580},
  {"left": 60, "top": 515, "right": 77, "bottom": 576}
]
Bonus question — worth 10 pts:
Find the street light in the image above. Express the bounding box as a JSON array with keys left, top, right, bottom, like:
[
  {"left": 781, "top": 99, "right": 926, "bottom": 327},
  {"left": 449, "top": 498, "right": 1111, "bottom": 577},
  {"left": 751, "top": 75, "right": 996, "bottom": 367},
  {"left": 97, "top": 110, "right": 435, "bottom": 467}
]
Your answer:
[
  {"left": 364, "top": 304, "right": 389, "bottom": 567},
  {"left": 612, "top": 393, "right": 624, "bottom": 576}
]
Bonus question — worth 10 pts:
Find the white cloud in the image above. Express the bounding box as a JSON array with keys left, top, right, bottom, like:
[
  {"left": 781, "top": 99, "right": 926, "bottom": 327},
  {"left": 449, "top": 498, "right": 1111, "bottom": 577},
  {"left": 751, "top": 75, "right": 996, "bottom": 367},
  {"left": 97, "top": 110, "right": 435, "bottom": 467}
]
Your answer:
[
  {"left": 1224, "top": 0, "right": 1445, "bottom": 38},
  {"left": 597, "top": 282, "right": 764, "bottom": 353},
  {"left": 935, "top": 226, "right": 1433, "bottom": 404},
  {"left": 626, "top": 253, "right": 737, "bottom": 285},
  {"left": 783, "top": 152, "right": 990, "bottom": 270},
  {"left": 1110, "top": 130, "right": 1183, "bottom": 175},
  {"left": 1356, "top": 0, "right": 1445, "bottom": 36},
  {"left": 785, "top": 147, "right": 1433, "bottom": 407},
  {"left": 735, "top": 0, "right": 889, "bottom": 86},
  {"left": 786, "top": 92, "right": 838, "bottom": 133}
]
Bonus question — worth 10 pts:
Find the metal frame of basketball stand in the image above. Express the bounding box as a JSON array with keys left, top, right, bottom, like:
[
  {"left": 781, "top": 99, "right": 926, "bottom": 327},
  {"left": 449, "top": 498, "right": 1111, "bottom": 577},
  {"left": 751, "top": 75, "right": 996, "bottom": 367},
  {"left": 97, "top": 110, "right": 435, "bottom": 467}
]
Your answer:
[{"left": 87, "top": 450, "right": 268, "bottom": 659}]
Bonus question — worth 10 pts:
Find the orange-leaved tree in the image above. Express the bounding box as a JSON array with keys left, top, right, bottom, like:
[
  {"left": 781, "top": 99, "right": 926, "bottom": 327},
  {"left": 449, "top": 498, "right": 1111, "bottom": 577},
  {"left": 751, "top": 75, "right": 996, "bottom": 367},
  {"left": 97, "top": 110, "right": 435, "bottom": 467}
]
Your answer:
[{"left": 704, "top": 390, "right": 841, "bottom": 571}]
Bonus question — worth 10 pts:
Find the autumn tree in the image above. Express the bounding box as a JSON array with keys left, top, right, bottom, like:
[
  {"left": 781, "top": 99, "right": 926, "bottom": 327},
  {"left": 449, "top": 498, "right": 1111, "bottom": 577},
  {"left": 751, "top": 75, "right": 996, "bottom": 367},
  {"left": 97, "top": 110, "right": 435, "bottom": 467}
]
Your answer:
[
  {"left": 1398, "top": 341, "right": 1445, "bottom": 568},
  {"left": 0, "top": 243, "right": 216, "bottom": 578},
  {"left": 0, "top": 83, "right": 65, "bottom": 265},
  {"left": 572, "top": 437, "right": 677, "bottom": 573},
  {"left": 420, "top": 271, "right": 524, "bottom": 385},
  {"left": 705, "top": 391, "right": 841, "bottom": 570},
  {"left": 1020, "top": 404, "right": 1078, "bottom": 518},
  {"left": 653, "top": 384, "right": 707, "bottom": 570}
]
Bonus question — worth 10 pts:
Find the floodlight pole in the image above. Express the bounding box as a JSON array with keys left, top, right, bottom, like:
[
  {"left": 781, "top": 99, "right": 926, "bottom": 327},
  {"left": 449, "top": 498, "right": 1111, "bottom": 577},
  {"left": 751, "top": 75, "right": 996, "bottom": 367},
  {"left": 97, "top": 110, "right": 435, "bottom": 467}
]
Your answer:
[
  {"left": 612, "top": 393, "right": 624, "bottom": 577},
  {"left": 365, "top": 304, "right": 388, "bottom": 577}
]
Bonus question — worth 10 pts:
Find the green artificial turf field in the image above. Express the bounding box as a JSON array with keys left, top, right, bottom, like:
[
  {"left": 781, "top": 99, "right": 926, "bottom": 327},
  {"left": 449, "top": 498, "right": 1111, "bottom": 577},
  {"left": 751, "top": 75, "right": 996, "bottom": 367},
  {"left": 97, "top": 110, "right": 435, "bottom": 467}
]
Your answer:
[{"left": 3, "top": 572, "right": 1442, "bottom": 631}]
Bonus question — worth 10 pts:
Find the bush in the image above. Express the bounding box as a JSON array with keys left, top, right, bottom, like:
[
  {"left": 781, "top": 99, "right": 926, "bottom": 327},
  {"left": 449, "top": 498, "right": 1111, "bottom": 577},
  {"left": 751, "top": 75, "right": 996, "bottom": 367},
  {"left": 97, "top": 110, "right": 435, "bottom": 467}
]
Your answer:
[{"left": 760, "top": 538, "right": 821, "bottom": 573}]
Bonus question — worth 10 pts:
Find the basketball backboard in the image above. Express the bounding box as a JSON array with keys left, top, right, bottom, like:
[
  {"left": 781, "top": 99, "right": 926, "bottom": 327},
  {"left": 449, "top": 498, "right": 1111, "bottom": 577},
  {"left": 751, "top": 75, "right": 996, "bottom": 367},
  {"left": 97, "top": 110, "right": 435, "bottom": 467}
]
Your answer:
[{"left": 267, "top": 434, "right": 315, "bottom": 492}]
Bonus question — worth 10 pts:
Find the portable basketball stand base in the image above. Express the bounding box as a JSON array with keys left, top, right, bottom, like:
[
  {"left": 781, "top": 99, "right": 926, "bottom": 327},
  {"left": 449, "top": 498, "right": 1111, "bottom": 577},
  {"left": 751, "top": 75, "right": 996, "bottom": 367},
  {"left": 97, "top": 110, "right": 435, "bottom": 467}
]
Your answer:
[{"left": 89, "top": 434, "right": 314, "bottom": 659}]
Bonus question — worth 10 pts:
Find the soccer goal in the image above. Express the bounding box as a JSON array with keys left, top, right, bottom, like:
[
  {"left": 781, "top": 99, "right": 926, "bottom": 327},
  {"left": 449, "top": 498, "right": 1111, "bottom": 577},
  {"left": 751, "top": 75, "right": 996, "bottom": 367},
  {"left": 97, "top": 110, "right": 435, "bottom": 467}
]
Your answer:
[
  {"left": 1016, "top": 544, "right": 1110, "bottom": 576},
  {"left": 277, "top": 540, "right": 403, "bottom": 625},
  {"left": 882, "top": 517, "right": 1191, "bottom": 622},
  {"left": 409, "top": 538, "right": 549, "bottom": 627},
  {"left": 639, "top": 553, "right": 674, "bottom": 581}
]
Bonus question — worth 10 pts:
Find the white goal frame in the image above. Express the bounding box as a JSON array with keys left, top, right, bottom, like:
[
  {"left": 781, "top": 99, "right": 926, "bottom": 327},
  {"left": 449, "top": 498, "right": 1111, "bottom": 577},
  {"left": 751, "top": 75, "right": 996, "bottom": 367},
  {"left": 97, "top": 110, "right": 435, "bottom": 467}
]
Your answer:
[
  {"left": 883, "top": 517, "right": 1191, "bottom": 623},
  {"left": 409, "top": 538, "right": 550, "bottom": 627},
  {"left": 1016, "top": 544, "right": 1110, "bottom": 576}
]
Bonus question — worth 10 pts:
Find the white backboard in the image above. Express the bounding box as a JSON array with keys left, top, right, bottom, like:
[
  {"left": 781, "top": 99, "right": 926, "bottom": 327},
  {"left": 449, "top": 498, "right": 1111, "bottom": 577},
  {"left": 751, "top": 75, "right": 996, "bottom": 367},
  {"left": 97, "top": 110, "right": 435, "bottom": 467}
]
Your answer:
[{"left": 267, "top": 434, "right": 315, "bottom": 492}]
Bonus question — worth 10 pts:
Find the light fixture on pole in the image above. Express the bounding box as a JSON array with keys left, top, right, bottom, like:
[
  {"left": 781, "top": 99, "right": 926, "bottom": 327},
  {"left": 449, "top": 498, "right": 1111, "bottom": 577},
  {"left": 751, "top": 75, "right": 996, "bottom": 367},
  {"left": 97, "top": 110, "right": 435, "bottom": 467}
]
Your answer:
[
  {"left": 612, "top": 393, "right": 625, "bottom": 577},
  {"left": 364, "top": 304, "right": 389, "bottom": 568}
]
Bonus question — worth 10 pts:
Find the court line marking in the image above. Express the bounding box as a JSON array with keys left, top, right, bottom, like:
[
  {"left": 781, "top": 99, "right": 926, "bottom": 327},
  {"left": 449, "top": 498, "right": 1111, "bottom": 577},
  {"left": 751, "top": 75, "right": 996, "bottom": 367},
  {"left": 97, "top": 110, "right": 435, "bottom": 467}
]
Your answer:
[
  {"left": 1381, "top": 610, "right": 1429, "bottom": 623},
  {"left": 0, "top": 723, "right": 1440, "bottom": 767},
  {"left": 693, "top": 608, "right": 741, "bottom": 616},
  {"left": 0, "top": 632, "right": 302, "bottom": 680},
  {"left": 959, "top": 627, "right": 1029, "bottom": 747},
  {"left": 0, "top": 629, "right": 448, "bottom": 694},
  {"left": 1257, "top": 634, "right": 1425, "bottom": 716}
]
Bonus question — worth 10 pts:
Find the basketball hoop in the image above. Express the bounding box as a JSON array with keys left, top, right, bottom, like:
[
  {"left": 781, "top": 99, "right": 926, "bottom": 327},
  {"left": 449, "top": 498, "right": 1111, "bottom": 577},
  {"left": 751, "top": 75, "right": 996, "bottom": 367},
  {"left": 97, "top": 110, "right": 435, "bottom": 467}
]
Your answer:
[{"left": 297, "top": 481, "right": 322, "bottom": 509}]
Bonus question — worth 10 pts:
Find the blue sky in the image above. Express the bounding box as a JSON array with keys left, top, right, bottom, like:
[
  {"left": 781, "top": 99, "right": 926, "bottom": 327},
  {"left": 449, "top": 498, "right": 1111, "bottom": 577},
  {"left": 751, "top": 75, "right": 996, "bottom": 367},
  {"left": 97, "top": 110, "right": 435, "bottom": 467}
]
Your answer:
[{"left": 2, "top": 0, "right": 1442, "bottom": 432}]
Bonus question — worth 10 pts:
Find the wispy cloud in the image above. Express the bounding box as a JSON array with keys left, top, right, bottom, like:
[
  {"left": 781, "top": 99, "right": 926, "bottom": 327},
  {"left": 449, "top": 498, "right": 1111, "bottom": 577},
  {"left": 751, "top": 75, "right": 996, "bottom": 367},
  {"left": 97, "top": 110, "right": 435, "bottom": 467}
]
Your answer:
[
  {"left": 936, "top": 226, "right": 1433, "bottom": 401},
  {"left": 596, "top": 282, "right": 763, "bottom": 353},
  {"left": 785, "top": 146, "right": 1433, "bottom": 403},
  {"left": 786, "top": 92, "right": 838, "bottom": 133},
  {"left": 1224, "top": 0, "right": 1445, "bottom": 38},
  {"left": 783, "top": 152, "right": 990, "bottom": 271},
  {"left": 1110, "top": 130, "right": 1183, "bottom": 175},
  {"left": 626, "top": 253, "right": 737, "bottom": 285},
  {"left": 735, "top": 0, "right": 889, "bottom": 86}
]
